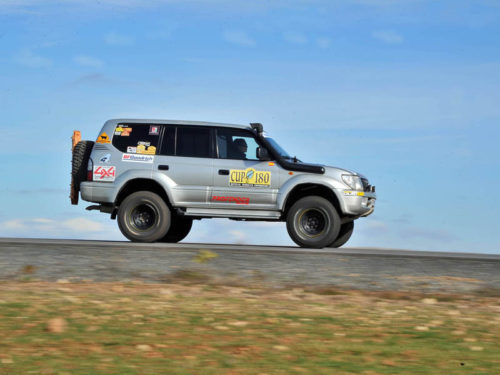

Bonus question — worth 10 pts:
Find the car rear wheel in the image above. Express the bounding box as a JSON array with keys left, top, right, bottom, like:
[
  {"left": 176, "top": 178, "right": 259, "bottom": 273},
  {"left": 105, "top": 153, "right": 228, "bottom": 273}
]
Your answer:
[
  {"left": 117, "top": 191, "right": 171, "bottom": 242},
  {"left": 160, "top": 216, "right": 193, "bottom": 243},
  {"left": 286, "top": 196, "right": 341, "bottom": 248},
  {"left": 328, "top": 221, "right": 354, "bottom": 248}
]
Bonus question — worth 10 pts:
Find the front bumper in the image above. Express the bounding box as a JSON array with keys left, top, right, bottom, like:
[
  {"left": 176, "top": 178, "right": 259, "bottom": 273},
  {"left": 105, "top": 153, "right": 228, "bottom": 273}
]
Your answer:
[
  {"left": 80, "top": 181, "right": 116, "bottom": 203},
  {"left": 337, "top": 189, "right": 376, "bottom": 217}
]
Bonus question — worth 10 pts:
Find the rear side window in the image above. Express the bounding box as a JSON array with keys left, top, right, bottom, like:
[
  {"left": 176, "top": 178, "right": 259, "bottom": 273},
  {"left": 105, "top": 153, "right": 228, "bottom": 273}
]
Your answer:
[
  {"left": 176, "top": 127, "right": 211, "bottom": 158},
  {"left": 159, "top": 126, "right": 175, "bottom": 156},
  {"left": 112, "top": 124, "right": 161, "bottom": 155}
]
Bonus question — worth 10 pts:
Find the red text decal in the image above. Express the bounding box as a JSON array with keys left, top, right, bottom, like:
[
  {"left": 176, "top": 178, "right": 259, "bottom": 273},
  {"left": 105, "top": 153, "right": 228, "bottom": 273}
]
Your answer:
[
  {"left": 94, "top": 166, "right": 116, "bottom": 180},
  {"left": 211, "top": 196, "right": 250, "bottom": 205}
]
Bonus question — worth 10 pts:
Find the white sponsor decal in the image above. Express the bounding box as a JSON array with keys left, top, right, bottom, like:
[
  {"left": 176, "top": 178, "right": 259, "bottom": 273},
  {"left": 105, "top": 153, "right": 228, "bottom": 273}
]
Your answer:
[
  {"left": 127, "top": 146, "right": 137, "bottom": 153},
  {"left": 122, "top": 154, "right": 154, "bottom": 163},
  {"left": 93, "top": 166, "right": 116, "bottom": 181}
]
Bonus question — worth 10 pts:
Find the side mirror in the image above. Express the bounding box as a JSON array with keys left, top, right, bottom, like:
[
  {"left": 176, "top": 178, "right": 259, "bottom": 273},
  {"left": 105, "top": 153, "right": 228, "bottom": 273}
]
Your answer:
[{"left": 256, "top": 147, "right": 271, "bottom": 161}]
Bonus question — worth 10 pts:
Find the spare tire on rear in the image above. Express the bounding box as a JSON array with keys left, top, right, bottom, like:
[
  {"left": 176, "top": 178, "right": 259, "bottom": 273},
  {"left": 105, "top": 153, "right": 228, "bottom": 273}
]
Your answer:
[{"left": 70, "top": 140, "right": 94, "bottom": 204}]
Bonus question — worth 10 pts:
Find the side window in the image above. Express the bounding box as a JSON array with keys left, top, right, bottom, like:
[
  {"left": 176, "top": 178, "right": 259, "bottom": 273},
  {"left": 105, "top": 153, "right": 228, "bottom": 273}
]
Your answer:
[
  {"left": 176, "top": 127, "right": 211, "bottom": 158},
  {"left": 216, "top": 128, "right": 261, "bottom": 160},
  {"left": 112, "top": 124, "right": 161, "bottom": 155},
  {"left": 159, "top": 126, "right": 175, "bottom": 156}
]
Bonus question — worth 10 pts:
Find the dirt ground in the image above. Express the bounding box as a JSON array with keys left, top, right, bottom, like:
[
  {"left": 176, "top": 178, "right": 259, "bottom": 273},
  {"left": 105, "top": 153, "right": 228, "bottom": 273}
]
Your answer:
[{"left": 0, "top": 281, "right": 499, "bottom": 374}]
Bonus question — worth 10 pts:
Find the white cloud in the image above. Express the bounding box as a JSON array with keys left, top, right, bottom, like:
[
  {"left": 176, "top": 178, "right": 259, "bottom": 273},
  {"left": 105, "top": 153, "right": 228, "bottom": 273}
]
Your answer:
[
  {"left": 223, "top": 30, "right": 256, "bottom": 47},
  {"left": 283, "top": 31, "right": 308, "bottom": 45},
  {"left": 74, "top": 55, "right": 104, "bottom": 68},
  {"left": 62, "top": 218, "right": 106, "bottom": 232},
  {"left": 316, "top": 37, "right": 331, "bottom": 49},
  {"left": 371, "top": 30, "right": 404, "bottom": 44},
  {"left": 229, "top": 230, "right": 248, "bottom": 244},
  {"left": 32, "top": 218, "right": 54, "bottom": 224},
  {"left": 4, "top": 219, "right": 25, "bottom": 230},
  {"left": 0, "top": 217, "right": 107, "bottom": 236},
  {"left": 14, "top": 49, "right": 52, "bottom": 68},
  {"left": 104, "top": 32, "right": 135, "bottom": 46}
]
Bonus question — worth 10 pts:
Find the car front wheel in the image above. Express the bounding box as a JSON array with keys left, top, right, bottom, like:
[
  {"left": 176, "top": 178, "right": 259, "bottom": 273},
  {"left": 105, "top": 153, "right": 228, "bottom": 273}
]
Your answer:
[
  {"left": 328, "top": 221, "right": 354, "bottom": 248},
  {"left": 117, "top": 191, "right": 171, "bottom": 242},
  {"left": 286, "top": 196, "right": 341, "bottom": 248}
]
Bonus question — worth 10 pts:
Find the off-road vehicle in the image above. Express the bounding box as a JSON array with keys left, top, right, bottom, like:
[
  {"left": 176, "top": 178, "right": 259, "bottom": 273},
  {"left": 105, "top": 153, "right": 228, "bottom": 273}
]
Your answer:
[{"left": 70, "top": 119, "right": 376, "bottom": 248}]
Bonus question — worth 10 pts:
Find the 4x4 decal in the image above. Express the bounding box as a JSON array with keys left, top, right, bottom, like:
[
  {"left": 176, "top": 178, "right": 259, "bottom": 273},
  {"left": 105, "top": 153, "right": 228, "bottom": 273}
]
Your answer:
[{"left": 93, "top": 166, "right": 116, "bottom": 181}]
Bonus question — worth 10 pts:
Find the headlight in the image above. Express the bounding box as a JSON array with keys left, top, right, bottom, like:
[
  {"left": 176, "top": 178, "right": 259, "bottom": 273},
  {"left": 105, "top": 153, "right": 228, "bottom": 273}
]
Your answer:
[{"left": 342, "top": 174, "right": 364, "bottom": 191}]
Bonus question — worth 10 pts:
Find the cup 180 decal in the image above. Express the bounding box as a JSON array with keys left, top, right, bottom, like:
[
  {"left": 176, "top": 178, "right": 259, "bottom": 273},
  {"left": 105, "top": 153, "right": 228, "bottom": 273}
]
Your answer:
[
  {"left": 93, "top": 166, "right": 116, "bottom": 181},
  {"left": 230, "top": 168, "right": 271, "bottom": 187}
]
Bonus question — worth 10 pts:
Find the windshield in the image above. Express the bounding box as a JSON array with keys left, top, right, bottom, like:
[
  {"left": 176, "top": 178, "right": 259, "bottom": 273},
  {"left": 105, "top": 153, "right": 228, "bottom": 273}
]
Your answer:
[{"left": 264, "top": 136, "right": 291, "bottom": 159}]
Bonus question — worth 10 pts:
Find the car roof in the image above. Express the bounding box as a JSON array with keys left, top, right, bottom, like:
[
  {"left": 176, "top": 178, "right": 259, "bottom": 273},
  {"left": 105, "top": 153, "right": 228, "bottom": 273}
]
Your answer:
[{"left": 105, "top": 119, "right": 253, "bottom": 130}]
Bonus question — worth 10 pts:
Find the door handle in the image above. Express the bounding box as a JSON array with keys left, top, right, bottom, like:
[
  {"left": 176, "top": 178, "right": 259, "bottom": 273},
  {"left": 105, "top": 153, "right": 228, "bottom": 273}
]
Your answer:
[
  {"left": 218, "top": 169, "right": 229, "bottom": 175},
  {"left": 158, "top": 165, "right": 169, "bottom": 171}
]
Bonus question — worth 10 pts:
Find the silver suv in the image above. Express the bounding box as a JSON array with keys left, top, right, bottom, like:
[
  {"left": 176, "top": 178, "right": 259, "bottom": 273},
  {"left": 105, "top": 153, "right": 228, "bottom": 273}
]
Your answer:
[{"left": 70, "top": 119, "right": 376, "bottom": 248}]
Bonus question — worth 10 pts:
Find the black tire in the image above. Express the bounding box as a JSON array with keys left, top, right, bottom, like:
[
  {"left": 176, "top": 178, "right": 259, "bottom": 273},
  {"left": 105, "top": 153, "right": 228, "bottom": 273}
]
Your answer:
[
  {"left": 117, "top": 191, "right": 171, "bottom": 242},
  {"left": 328, "top": 221, "right": 354, "bottom": 248},
  {"left": 286, "top": 196, "right": 341, "bottom": 248},
  {"left": 160, "top": 216, "right": 193, "bottom": 243},
  {"left": 71, "top": 140, "right": 94, "bottom": 192}
]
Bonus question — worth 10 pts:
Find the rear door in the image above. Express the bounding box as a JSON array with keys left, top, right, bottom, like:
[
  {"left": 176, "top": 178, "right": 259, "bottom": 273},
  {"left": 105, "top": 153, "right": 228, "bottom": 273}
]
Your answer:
[
  {"left": 211, "top": 127, "right": 279, "bottom": 210},
  {"left": 155, "top": 125, "right": 214, "bottom": 207},
  {"left": 110, "top": 122, "right": 158, "bottom": 177}
]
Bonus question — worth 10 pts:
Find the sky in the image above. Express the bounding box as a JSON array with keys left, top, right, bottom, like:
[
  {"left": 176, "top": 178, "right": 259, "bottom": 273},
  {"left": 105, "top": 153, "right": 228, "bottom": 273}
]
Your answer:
[{"left": 0, "top": 0, "right": 499, "bottom": 253}]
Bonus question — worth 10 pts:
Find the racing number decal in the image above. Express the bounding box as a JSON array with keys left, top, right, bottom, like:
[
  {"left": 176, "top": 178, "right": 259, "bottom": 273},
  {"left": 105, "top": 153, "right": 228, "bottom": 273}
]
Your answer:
[{"left": 230, "top": 168, "right": 271, "bottom": 187}]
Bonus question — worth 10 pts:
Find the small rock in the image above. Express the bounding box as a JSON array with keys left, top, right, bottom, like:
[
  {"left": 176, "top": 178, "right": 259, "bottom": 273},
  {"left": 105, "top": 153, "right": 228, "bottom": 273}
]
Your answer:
[
  {"left": 63, "top": 296, "right": 79, "bottom": 304},
  {"left": 56, "top": 279, "right": 70, "bottom": 284},
  {"left": 415, "top": 326, "right": 429, "bottom": 331},
  {"left": 273, "top": 345, "right": 289, "bottom": 351},
  {"left": 47, "top": 317, "right": 67, "bottom": 333},
  {"left": 429, "top": 320, "right": 444, "bottom": 326},
  {"left": 136, "top": 344, "right": 152, "bottom": 351},
  {"left": 421, "top": 298, "right": 437, "bottom": 305},
  {"left": 464, "top": 338, "right": 477, "bottom": 342},
  {"left": 382, "top": 359, "right": 396, "bottom": 366},
  {"left": 215, "top": 325, "right": 229, "bottom": 330},
  {"left": 228, "top": 321, "right": 248, "bottom": 327},
  {"left": 159, "top": 289, "right": 174, "bottom": 297},
  {"left": 469, "top": 346, "right": 483, "bottom": 351}
]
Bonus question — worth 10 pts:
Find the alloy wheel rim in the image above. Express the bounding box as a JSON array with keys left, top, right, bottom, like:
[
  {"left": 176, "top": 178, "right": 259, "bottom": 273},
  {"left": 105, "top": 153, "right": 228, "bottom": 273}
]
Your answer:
[
  {"left": 298, "top": 208, "right": 327, "bottom": 237},
  {"left": 130, "top": 204, "right": 157, "bottom": 231}
]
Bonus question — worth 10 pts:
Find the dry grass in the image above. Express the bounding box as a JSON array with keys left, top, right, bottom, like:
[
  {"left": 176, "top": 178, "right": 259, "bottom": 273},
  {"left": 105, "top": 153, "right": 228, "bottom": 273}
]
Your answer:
[{"left": 0, "top": 281, "right": 499, "bottom": 374}]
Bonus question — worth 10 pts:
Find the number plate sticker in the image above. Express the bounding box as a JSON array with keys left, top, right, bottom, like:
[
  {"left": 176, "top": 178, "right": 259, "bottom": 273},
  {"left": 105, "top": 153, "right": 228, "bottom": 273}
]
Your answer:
[{"left": 229, "top": 168, "right": 271, "bottom": 187}]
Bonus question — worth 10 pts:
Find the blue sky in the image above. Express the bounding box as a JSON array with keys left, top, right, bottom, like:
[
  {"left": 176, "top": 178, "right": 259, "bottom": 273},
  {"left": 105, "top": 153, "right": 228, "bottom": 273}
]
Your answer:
[{"left": 0, "top": 0, "right": 499, "bottom": 253}]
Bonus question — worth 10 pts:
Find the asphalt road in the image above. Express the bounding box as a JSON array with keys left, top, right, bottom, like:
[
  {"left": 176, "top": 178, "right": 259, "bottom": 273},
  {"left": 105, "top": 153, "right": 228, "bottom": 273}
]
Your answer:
[{"left": 0, "top": 238, "right": 499, "bottom": 294}]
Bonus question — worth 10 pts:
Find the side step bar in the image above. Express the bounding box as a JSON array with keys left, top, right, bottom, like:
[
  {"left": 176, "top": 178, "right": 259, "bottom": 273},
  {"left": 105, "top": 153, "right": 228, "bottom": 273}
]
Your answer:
[{"left": 184, "top": 208, "right": 281, "bottom": 220}]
